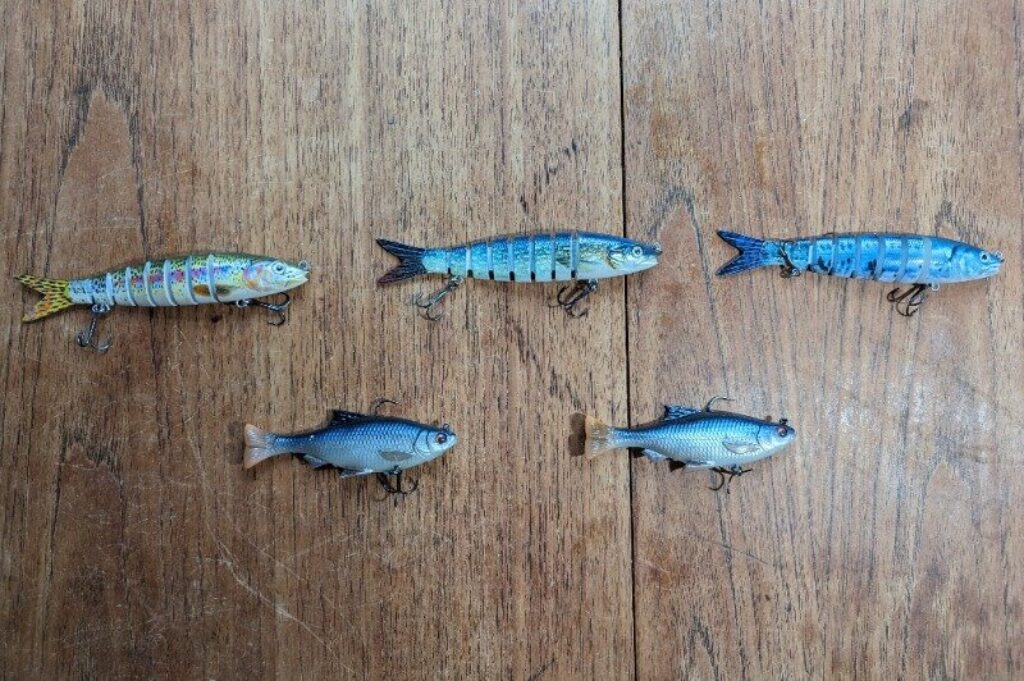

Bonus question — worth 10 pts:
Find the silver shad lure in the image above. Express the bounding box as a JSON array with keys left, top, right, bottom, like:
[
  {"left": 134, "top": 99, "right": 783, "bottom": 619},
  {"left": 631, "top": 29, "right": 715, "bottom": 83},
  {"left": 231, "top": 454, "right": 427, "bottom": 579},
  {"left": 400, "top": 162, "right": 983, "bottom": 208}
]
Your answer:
[
  {"left": 17, "top": 252, "right": 310, "bottom": 351},
  {"left": 716, "top": 230, "right": 1003, "bottom": 316},
  {"left": 585, "top": 397, "right": 796, "bottom": 491},
  {"left": 376, "top": 231, "right": 661, "bottom": 318},
  {"left": 244, "top": 399, "right": 457, "bottom": 495}
]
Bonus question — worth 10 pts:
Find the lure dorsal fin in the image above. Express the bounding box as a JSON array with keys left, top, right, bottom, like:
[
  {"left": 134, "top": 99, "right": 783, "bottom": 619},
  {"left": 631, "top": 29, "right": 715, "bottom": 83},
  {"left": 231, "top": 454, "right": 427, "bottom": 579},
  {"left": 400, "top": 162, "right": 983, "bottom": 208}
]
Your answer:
[
  {"left": 329, "top": 409, "right": 366, "bottom": 424},
  {"left": 663, "top": 404, "right": 700, "bottom": 420}
]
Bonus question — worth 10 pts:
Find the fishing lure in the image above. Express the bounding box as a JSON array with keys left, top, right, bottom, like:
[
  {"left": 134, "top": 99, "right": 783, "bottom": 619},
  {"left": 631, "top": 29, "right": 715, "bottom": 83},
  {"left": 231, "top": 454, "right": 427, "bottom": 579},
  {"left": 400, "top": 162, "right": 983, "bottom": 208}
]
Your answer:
[
  {"left": 17, "top": 252, "right": 310, "bottom": 351},
  {"left": 243, "top": 399, "right": 457, "bottom": 496},
  {"left": 584, "top": 397, "right": 795, "bottom": 491},
  {"left": 376, "top": 231, "right": 661, "bottom": 319},
  {"left": 716, "top": 230, "right": 1003, "bottom": 316}
]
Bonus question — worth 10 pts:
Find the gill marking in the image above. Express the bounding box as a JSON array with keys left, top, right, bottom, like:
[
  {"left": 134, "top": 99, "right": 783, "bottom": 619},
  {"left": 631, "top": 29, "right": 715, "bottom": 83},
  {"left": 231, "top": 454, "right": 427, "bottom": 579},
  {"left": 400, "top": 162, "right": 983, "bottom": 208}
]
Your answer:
[
  {"left": 104, "top": 272, "right": 114, "bottom": 306},
  {"left": 445, "top": 247, "right": 452, "bottom": 276},
  {"left": 507, "top": 238, "right": 514, "bottom": 281},
  {"left": 464, "top": 245, "right": 471, "bottom": 277},
  {"left": 184, "top": 255, "right": 199, "bottom": 304},
  {"left": 206, "top": 254, "right": 220, "bottom": 302},
  {"left": 486, "top": 238, "right": 494, "bottom": 280},
  {"left": 921, "top": 237, "right": 933, "bottom": 282}
]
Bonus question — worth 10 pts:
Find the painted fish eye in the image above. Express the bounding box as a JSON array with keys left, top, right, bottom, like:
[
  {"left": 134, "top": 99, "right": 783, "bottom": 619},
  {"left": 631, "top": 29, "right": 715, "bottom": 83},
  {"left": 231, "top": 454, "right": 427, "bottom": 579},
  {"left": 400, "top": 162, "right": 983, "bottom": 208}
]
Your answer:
[
  {"left": 631, "top": 245, "right": 644, "bottom": 257},
  {"left": 272, "top": 261, "right": 287, "bottom": 274},
  {"left": 435, "top": 432, "right": 448, "bottom": 444},
  {"left": 980, "top": 253, "right": 990, "bottom": 262},
  {"left": 776, "top": 426, "right": 789, "bottom": 437}
]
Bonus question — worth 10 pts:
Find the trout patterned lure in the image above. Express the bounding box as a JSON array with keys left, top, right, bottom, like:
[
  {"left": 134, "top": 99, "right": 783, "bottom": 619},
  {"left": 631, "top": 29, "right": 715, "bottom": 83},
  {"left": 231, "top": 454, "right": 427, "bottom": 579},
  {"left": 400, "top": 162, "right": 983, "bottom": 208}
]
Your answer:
[
  {"left": 376, "top": 231, "right": 661, "bottom": 319},
  {"left": 244, "top": 400, "right": 457, "bottom": 495},
  {"left": 584, "top": 397, "right": 795, "bottom": 491},
  {"left": 17, "top": 253, "right": 310, "bottom": 351},
  {"left": 716, "top": 230, "right": 1003, "bottom": 316}
]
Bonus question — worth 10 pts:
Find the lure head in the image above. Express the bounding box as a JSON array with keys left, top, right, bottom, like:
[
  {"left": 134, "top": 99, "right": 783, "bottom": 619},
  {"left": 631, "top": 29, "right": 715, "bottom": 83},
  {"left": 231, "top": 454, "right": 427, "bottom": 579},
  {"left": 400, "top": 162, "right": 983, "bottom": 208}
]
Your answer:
[
  {"left": 955, "top": 244, "right": 1003, "bottom": 281},
  {"left": 243, "top": 258, "right": 311, "bottom": 296},
  {"left": 413, "top": 423, "right": 458, "bottom": 462},
  {"left": 578, "top": 236, "right": 662, "bottom": 278},
  {"left": 755, "top": 419, "right": 796, "bottom": 457}
]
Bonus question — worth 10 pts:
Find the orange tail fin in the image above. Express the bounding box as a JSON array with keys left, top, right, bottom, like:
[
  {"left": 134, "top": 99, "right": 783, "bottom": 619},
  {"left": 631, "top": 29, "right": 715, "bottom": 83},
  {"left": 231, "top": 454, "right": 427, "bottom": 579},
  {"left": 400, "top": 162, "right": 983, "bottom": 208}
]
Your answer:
[{"left": 16, "top": 275, "right": 74, "bottom": 321}]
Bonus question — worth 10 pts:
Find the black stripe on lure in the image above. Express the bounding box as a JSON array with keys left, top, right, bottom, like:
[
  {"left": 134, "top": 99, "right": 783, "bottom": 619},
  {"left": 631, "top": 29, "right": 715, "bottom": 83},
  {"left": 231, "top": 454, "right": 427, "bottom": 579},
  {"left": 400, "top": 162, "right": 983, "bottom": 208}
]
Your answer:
[
  {"left": 244, "top": 399, "right": 457, "bottom": 497},
  {"left": 584, "top": 397, "right": 795, "bottom": 492},
  {"left": 16, "top": 253, "right": 310, "bottom": 352},
  {"left": 375, "top": 231, "right": 662, "bottom": 319},
  {"left": 716, "top": 230, "right": 1003, "bottom": 317}
]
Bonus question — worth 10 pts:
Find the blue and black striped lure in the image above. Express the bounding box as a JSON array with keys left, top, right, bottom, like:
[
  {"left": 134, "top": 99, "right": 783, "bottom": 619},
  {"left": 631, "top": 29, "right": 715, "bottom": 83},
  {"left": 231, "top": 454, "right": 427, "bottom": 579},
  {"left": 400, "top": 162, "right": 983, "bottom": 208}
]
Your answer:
[
  {"left": 377, "top": 231, "right": 661, "bottom": 319},
  {"left": 716, "top": 230, "right": 1003, "bottom": 316}
]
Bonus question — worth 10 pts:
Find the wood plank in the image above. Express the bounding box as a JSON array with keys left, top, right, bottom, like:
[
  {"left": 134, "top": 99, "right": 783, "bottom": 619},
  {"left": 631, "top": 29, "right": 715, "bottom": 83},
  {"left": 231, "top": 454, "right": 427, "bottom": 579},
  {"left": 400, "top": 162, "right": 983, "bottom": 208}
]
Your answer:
[
  {"left": 0, "top": 1, "right": 632, "bottom": 677},
  {"left": 622, "top": 1, "right": 1024, "bottom": 677}
]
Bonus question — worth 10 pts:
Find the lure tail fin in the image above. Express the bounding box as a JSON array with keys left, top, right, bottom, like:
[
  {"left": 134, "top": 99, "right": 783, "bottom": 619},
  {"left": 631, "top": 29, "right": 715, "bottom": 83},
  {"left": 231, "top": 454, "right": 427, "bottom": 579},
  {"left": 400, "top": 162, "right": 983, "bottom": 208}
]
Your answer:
[
  {"left": 715, "top": 230, "right": 780, "bottom": 276},
  {"left": 16, "top": 275, "right": 74, "bottom": 322},
  {"left": 584, "top": 415, "right": 621, "bottom": 459},
  {"left": 376, "top": 239, "right": 427, "bottom": 284},
  {"left": 243, "top": 424, "right": 282, "bottom": 469}
]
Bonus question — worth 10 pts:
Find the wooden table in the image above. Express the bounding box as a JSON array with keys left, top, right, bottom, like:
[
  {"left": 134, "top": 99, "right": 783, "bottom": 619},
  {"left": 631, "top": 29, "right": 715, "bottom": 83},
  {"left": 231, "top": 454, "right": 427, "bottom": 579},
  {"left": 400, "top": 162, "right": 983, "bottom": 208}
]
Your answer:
[{"left": 2, "top": 1, "right": 1020, "bottom": 678}]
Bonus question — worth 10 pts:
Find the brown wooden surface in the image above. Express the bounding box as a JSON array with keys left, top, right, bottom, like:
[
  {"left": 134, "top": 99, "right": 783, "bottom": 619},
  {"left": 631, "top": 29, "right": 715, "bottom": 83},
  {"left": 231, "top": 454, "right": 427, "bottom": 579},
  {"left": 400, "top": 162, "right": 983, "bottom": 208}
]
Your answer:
[{"left": 0, "top": 1, "right": 1020, "bottom": 679}]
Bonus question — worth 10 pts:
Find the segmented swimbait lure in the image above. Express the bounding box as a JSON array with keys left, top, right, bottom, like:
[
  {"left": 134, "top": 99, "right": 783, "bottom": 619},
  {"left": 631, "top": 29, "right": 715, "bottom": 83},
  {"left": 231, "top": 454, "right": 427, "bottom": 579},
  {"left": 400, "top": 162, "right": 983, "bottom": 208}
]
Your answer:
[
  {"left": 716, "top": 230, "right": 1003, "bottom": 316},
  {"left": 244, "top": 400, "right": 456, "bottom": 495},
  {"left": 585, "top": 397, "right": 795, "bottom": 490},
  {"left": 376, "top": 231, "right": 661, "bottom": 318},
  {"left": 17, "top": 253, "right": 310, "bottom": 351}
]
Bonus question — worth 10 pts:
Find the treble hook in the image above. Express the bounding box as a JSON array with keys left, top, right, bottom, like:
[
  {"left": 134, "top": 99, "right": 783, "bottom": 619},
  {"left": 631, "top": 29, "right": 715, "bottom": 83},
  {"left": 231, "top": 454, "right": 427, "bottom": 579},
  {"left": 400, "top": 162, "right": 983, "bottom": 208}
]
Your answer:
[
  {"left": 709, "top": 466, "right": 752, "bottom": 494},
  {"left": 233, "top": 292, "right": 292, "bottom": 326},
  {"left": 370, "top": 397, "right": 400, "bottom": 415},
  {"left": 886, "top": 284, "right": 930, "bottom": 317},
  {"left": 550, "top": 279, "right": 599, "bottom": 318},
  {"left": 376, "top": 467, "right": 419, "bottom": 499},
  {"left": 704, "top": 395, "right": 733, "bottom": 412},
  {"left": 76, "top": 304, "right": 113, "bottom": 353},
  {"left": 778, "top": 250, "right": 802, "bottom": 278},
  {"left": 412, "top": 276, "right": 464, "bottom": 321}
]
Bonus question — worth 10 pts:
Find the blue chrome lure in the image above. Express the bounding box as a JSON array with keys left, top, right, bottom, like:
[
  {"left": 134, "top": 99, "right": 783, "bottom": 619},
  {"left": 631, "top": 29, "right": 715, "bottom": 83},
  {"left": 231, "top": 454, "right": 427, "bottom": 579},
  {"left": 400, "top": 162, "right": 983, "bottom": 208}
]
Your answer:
[{"left": 716, "top": 230, "right": 1003, "bottom": 316}]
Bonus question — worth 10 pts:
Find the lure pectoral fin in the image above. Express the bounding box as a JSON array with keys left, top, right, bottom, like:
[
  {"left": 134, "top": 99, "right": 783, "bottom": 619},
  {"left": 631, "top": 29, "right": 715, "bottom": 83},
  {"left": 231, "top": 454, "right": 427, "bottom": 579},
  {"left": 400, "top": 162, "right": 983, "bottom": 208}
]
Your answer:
[
  {"left": 17, "top": 274, "right": 74, "bottom": 321},
  {"left": 376, "top": 239, "right": 427, "bottom": 283},
  {"left": 715, "top": 230, "right": 781, "bottom": 276}
]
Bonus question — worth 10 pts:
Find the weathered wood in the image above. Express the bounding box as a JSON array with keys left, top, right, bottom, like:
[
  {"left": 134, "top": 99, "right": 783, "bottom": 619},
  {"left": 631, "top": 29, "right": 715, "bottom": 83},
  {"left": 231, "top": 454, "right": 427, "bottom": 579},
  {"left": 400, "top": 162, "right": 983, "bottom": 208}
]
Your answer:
[
  {"left": 0, "top": 1, "right": 631, "bottom": 678},
  {"left": 623, "top": 0, "right": 1024, "bottom": 678}
]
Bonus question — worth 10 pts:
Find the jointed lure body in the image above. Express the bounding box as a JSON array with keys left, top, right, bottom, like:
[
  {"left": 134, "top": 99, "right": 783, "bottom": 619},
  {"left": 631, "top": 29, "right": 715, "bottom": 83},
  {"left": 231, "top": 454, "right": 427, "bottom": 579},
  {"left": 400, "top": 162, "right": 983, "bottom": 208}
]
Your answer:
[
  {"left": 376, "top": 231, "right": 661, "bottom": 318},
  {"left": 585, "top": 398, "right": 795, "bottom": 490},
  {"left": 244, "top": 400, "right": 457, "bottom": 495},
  {"left": 717, "top": 230, "right": 1003, "bottom": 316},
  {"left": 17, "top": 252, "right": 310, "bottom": 350}
]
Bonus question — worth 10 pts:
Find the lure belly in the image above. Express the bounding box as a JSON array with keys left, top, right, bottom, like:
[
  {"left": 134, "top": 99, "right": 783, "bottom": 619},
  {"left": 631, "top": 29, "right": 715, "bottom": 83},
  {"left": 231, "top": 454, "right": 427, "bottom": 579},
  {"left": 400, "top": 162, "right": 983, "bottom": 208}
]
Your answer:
[
  {"left": 716, "top": 230, "right": 1003, "bottom": 316},
  {"left": 244, "top": 401, "right": 457, "bottom": 495},
  {"left": 584, "top": 398, "right": 795, "bottom": 490},
  {"left": 17, "top": 253, "right": 310, "bottom": 349},
  {"left": 376, "top": 231, "right": 661, "bottom": 318}
]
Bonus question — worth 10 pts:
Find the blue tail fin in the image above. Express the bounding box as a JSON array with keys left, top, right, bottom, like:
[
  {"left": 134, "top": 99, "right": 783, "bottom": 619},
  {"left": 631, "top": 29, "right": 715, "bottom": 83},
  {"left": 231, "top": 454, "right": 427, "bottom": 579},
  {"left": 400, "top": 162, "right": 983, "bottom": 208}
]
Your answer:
[
  {"left": 376, "top": 239, "right": 427, "bottom": 283},
  {"left": 715, "top": 230, "right": 778, "bottom": 276}
]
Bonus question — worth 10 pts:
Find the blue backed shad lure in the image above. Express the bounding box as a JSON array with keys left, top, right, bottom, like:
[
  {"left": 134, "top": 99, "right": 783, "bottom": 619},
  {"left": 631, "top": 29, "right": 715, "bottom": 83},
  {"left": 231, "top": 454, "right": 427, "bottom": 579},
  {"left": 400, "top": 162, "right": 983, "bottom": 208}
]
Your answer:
[
  {"left": 17, "top": 253, "right": 310, "bottom": 351},
  {"left": 244, "top": 400, "right": 457, "bottom": 495},
  {"left": 584, "top": 397, "right": 795, "bottom": 491},
  {"left": 716, "top": 230, "right": 1003, "bottom": 316},
  {"left": 376, "top": 231, "right": 661, "bottom": 319}
]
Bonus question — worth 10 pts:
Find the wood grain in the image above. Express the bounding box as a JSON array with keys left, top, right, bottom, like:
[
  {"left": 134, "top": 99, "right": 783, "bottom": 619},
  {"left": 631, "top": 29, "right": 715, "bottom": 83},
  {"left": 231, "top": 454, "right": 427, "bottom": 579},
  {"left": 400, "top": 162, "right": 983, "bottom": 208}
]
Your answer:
[
  {"left": 2, "top": 0, "right": 1022, "bottom": 679},
  {"left": 0, "top": 1, "right": 631, "bottom": 678},
  {"left": 623, "top": 0, "right": 1024, "bottom": 678}
]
